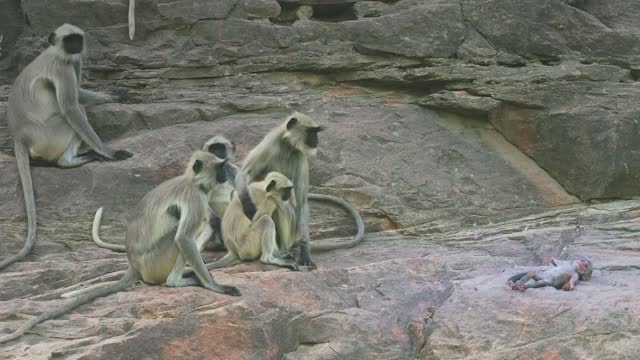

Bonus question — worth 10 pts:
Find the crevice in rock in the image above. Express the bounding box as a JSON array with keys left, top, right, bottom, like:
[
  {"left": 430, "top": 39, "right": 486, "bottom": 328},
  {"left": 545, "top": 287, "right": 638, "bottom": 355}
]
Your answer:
[
  {"left": 312, "top": 3, "right": 356, "bottom": 22},
  {"left": 557, "top": 0, "right": 614, "bottom": 30},
  {"left": 271, "top": 1, "right": 356, "bottom": 25}
]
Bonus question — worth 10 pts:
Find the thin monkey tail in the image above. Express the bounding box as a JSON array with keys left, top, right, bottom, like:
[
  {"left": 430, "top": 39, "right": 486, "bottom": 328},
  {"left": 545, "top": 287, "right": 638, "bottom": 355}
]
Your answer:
[
  {"left": 507, "top": 272, "right": 528, "bottom": 284},
  {"left": 92, "top": 207, "right": 126, "bottom": 252},
  {"left": 307, "top": 193, "right": 365, "bottom": 252},
  {"left": 0, "top": 142, "right": 37, "bottom": 271},
  {"left": 128, "top": 0, "right": 136, "bottom": 40},
  {"left": 0, "top": 269, "right": 139, "bottom": 344}
]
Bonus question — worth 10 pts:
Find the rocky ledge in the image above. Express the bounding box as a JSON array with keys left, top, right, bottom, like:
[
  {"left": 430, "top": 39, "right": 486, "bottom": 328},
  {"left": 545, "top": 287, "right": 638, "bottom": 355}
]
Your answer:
[{"left": 1, "top": 0, "right": 640, "bottom": 358}]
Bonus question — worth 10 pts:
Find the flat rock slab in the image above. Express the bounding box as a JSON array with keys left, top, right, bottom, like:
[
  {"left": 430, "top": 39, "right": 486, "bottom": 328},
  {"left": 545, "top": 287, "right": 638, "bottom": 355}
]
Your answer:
[{"left": 1, "top": 201, "right": 640, "bottom": 359}]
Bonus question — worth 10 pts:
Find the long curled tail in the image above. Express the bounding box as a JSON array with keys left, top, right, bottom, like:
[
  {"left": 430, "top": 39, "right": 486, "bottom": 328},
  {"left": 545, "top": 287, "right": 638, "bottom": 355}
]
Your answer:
[
  {"left": 308, "top": 193, "right": 365, "bottom": 252},
  {"left": 0, "top": 142, "right": 37, "bottom": 271},
  {"left": 0, "top": 269, "right": 138, "bottom": 344},
  {"left": 128, "top": 0, "right": 136, "bottom": 40},
  {"left": 92, "top": 207, "right": 126, "bottom": 252}
]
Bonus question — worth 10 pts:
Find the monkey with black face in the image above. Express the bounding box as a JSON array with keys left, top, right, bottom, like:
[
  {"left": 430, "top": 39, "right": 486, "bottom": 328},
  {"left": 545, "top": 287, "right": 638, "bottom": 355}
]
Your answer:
[
  {"left": 204, "top": 172, "right": 300, "bottom": 271},
  {"left": 0, "top": 151, "right": 239, "bottom": 344},
  {"left": 1, "top": 24, "right": 132, "bottom": 271},
  {"left": 235, "top": 112, "right": 365, "bottom": 269},
  {"left": 507, "top": 257, "right": 593, "bottom": 291},
  {"left": 91, "top": 135, "right": 239, "bottom": 253}
]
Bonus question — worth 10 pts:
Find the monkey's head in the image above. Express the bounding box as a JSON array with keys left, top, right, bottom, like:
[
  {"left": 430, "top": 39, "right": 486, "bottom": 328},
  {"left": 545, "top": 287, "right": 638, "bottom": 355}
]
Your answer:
[
  {"left": 203, "top": 135, "right": 236, "bottom": 163},
  {"left": 188, "top": 151, "right": 229, "bottom": 191},
  {"left": 574, "top": 258, "right": 593, "bottom": 281},
  {"left": 49, "top": 24, "right": 86, "bottom": 60},
  {"left": 263, "top": 172, "right": 294, "bottom": 203},
  {"left": 282, "top": 112, "right": 324, "bottom": 157}
]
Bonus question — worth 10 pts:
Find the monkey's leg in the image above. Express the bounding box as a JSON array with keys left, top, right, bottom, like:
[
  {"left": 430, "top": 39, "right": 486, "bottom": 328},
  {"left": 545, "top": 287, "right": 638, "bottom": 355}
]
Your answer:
[
  {"left": 166, "top": 255, "right": 201, "bottom": 287},
  {"left": 182, "top": 253, "right": 240, "bottom": 278},
  {"left": 174, "top": 230, "right": 240, "bottom": 296},
  {"left": 255, "top": 216, "right": 299, "bottom": 271},
  {"left": 523, "top": 279, "right": 552, "bottom": 289},
  {"left": 57, "top": 134, "right": 99, "bottom": 168},
  {"left": 507, "top": 272, "right": 531, "bottom": 291},
  {"left": 296, "top": 202, "right": 317, "bottom": 269}
]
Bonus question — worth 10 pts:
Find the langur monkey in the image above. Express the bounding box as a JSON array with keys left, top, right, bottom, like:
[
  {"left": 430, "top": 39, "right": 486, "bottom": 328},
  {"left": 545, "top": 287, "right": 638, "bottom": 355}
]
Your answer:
[
  {"left": 0, "top": 151, "right": 240, "bottom": 344},
  {"left": 92, "top": 135, "right": 239, "bottom": 252},
  {"left": 205, "top": 172, "right": 301, "bottom": 271},
  {"left": 507, "top": 257, "right": 593, "bottom": 291},
  {"left": 1, "top": 24, "right": 132, "bottom": 271},
  {"left": 236, "top": 112, "right": 366, "bottom": 269},
  {"left": 202, "top": 135, "right": 239, "bottom": 217}
]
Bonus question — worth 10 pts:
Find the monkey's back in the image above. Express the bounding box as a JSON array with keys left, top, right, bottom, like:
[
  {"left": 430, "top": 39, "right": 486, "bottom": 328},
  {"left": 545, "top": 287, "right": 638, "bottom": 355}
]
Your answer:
[
  {"left": 126, "top": 175, "right": 207, "bottom": 283},
  {"left": 8, "top": 48, "right": 63, "bottom": 134}
]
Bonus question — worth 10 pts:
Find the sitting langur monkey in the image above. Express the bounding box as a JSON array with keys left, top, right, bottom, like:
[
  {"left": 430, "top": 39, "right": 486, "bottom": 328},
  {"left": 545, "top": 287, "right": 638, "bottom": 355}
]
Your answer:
[
  {"left": 235, "top": 112, "right": 366, "bottom": 269},
  {"left": 1, "top": 24, "right": 132, "bottom": 271},
  {"left": 0, "top": 151, "right": 240, "bottom": 344},
  {"left": 200, "top": 135, "right": 239, "bottom": 250},
  {"left": 206, "top": 172, "right": 300, "bottom": 271},
  {"left": 507, "top": 256, "right": 593, "bottom": 291},
  {"left": 91, "top": 135, "right": 239, "bottom": 252}
]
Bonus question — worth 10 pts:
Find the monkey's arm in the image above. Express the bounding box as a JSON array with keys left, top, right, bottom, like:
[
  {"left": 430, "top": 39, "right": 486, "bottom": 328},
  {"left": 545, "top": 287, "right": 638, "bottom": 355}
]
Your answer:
[
  {"left": 174, "top": 207, "right": 216, "bottom": 286},
  {"left": 235, "top": 168, "right": 259, "bottom": 219},
  {"left": 563, "top": 272, "right": 579, "bottom": 291},
  {"left": 53, "top": 69, "right": 115, "bottom": 159},
  {"left": 227, "top": 162, "right": 239, "bottom": 183}
]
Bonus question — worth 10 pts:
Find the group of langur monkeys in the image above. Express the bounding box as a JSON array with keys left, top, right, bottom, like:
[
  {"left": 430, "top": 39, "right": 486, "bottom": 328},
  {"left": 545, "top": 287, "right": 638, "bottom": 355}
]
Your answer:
[
  {"left": 0, "top": 23, "right": 594, "bottom": 344},
  {"left": 0, "top": 24, "right": 365, "bottom": 343}
]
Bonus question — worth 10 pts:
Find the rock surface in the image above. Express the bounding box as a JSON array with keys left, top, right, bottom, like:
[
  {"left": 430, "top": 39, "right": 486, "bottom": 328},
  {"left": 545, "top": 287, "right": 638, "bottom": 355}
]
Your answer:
[{"left": 1, "top": 0, "right": 640, "bottom": 358}]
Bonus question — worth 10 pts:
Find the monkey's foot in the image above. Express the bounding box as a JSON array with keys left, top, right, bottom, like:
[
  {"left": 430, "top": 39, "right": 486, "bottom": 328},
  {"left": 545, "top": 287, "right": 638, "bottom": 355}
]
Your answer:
[
  {"left": 113, "top": 150, "right": 134, "bottom": 160},
  {"left": 298, "top": 255, "right": 317, "bottom": 270},
  {"left": 221, "top": 285, "right": 241, "bottom": 296},
  {"left": 562, "top": 283, "right": 574, "bottom": 291},
  {"left": 510, "top": 280, "right": 525, "bottom": 291}
]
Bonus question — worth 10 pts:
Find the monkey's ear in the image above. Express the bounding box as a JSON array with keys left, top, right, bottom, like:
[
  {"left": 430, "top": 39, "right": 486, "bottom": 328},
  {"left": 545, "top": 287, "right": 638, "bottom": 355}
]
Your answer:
[
  {"left": 192, "top": 159, "right": 203, "bottom": 174},
  {"left": 266, "top": 180, "right": 276, "bottom": 192},
  {"left": 286, "top": 117, "right": 297, "bottom": 130},
  {"left": 47, "top": 32, "right": 56, "bottom": 45}
]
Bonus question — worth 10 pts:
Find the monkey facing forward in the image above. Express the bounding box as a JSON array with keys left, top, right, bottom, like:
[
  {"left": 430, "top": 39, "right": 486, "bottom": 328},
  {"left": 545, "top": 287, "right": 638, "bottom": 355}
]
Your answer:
[
  {"left": 507, "top": 257, "right": 593, "bottom": 291},
  {"left": 204, "top": 171, "right": 300, "bottom": 271},
  {"left": 0, "top": 151, "right": 239, "bottom": 344},
  {"left": 1, "top": 24, "right": 132, "bottom": 271},
  {"left": 235, "top": 112, "right": 365, "bottom": 269}
]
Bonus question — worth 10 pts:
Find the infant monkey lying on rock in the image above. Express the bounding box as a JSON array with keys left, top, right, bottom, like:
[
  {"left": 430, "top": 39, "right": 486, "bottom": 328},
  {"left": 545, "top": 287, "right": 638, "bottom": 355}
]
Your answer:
[{"left": 507, "top": 257, "right": 592, "bottom": 291}]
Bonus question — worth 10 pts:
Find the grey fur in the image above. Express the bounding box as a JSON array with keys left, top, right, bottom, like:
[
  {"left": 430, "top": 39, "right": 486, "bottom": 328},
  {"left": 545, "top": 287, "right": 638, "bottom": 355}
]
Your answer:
[
  {"left": 204, "top": 172, "right": 300, "bottom": 271},
  {"left": 235, "top": 112, "right": 365, "bottom": 269},
  {"left": 1, "top": 24, "right": 131, "bottom": 271},
  {"left": 0, "top": 151, "right": 239, "bottom": 344}
]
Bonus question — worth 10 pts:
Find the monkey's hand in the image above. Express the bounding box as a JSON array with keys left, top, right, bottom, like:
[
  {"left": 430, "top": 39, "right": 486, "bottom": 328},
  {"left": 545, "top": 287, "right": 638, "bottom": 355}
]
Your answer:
[
  {"left": 111, "top": 89, "right": 129, "bottom": 103},
  {"left": 562, "top": 282, "right": 575, "bottom": 291}
]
